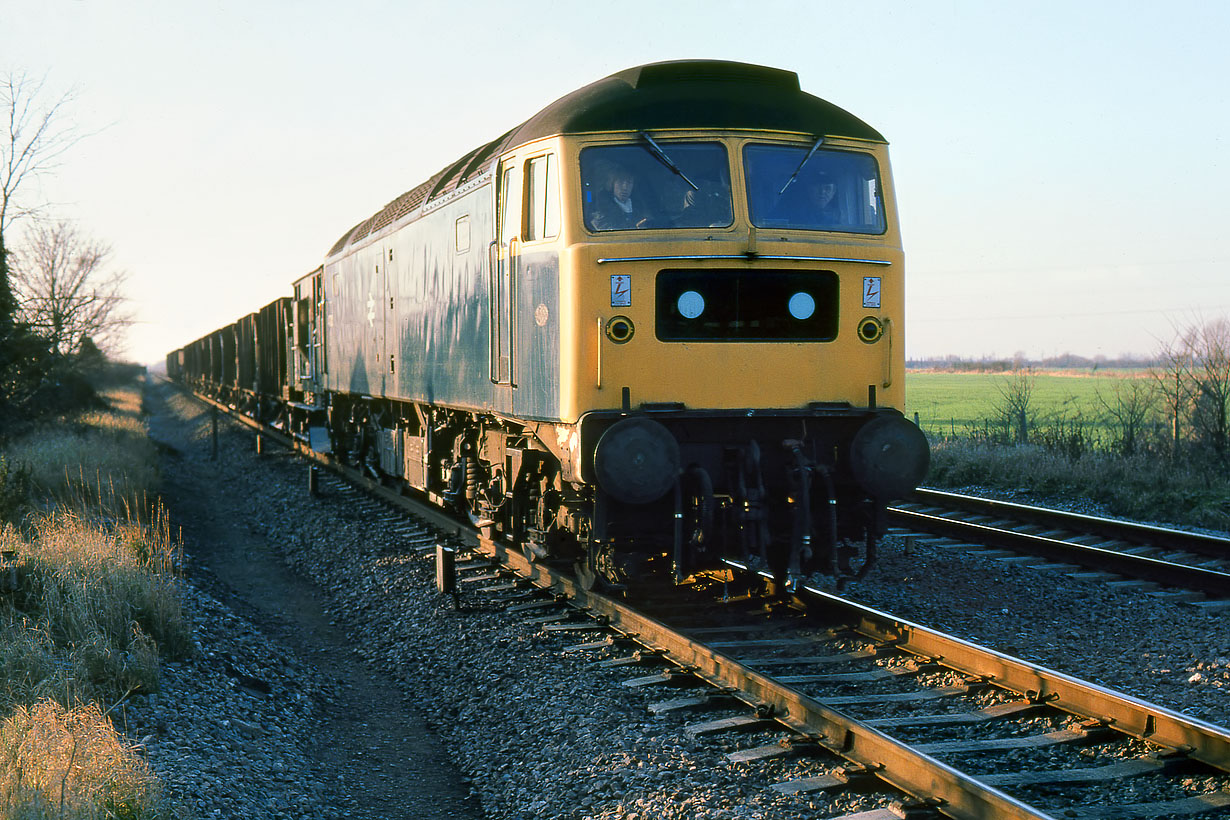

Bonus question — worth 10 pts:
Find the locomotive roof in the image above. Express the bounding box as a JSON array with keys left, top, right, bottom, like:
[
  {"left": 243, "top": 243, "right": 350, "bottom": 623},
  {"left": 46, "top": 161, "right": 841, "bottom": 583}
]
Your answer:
[
  {"left": 328, "top": 60, "right": 883, "bottom": 257},
  {"left": 509, "top": 60, "right": 885, "bottom": 145}
]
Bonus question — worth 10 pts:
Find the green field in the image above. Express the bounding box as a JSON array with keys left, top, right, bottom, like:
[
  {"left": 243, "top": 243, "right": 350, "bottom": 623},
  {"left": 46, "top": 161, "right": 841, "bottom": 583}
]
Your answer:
[{"left": 904, "top": 370, "right": 1150, "bottom": 438}]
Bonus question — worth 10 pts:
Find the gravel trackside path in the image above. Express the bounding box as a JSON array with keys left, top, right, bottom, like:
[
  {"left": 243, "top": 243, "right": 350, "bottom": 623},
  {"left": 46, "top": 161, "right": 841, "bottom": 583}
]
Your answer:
[{"left": 138, "top": 381, "right": 481, "bottom": 819}]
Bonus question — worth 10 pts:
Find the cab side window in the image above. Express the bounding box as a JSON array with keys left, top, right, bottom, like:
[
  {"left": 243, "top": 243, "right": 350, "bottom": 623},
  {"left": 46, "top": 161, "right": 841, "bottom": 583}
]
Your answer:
[
  {"left": 500, "top": 166, "right": 520, "bottom": 243},
  {"left": 525, "top": 154, "right": 559, "bottom": 241}
]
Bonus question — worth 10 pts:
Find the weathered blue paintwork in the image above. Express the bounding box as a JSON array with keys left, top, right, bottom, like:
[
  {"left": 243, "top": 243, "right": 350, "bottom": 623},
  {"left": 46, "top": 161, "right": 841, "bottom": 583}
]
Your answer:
[
  {"left": 322, "top": 175, "right": 561, "bottom": 421},
  {"left": 514, "top": 245, "right": 561, "bottom": 420}
]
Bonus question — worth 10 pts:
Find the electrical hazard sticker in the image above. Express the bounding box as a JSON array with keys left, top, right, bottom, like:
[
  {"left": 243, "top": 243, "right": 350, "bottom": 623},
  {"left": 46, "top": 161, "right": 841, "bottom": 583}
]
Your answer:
[
  {"left": 610, "top": 274, "right": 631, "bottom": 307},
  {"left": 862, "top": 277, "right": 881, "bottom": 309}
]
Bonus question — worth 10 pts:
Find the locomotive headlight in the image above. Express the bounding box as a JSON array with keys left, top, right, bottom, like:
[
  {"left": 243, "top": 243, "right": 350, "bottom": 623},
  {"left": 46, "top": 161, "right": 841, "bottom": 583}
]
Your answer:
[
  {"left": 677, "top": 290, "right": 705, "bottom": 319},
  {"left": 857, "top": 316, "right": 884, "bottom": 343},
  {"left": 788, "top": 291, "right": 816, "bottom": 320}
]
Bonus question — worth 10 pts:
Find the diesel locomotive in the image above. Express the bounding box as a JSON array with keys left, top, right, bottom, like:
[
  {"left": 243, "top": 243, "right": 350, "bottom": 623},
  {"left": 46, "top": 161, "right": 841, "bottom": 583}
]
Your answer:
[{"left": 167, "top": 60, "right": 929, "bottom": 590}]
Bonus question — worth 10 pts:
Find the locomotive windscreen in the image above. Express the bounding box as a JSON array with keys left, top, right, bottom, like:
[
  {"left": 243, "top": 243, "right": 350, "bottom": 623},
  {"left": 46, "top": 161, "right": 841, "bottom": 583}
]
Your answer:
[{"left": 745, "top": 144, "right": 886, "bottom": 234}]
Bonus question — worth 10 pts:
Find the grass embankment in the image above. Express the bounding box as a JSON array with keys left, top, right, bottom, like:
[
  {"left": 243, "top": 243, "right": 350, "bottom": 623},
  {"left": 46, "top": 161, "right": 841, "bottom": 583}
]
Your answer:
[
  {"left": 907, "top": 371, "right": 1230, "bottom": 531},
  {"left": 0, "top": 379, "right": 189, "bottom": 819},
  {"left": 924, "top": 439, "right": 1230, "bottom": 530}
]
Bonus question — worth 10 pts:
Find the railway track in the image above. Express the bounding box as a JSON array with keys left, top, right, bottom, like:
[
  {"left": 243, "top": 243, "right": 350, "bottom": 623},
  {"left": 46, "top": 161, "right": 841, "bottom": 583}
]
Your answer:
[
  {"left": 185, "top": 388, "right": 1230, "bottom": 819},
  {"left": 888, "top": 489, "right": 1230, "bottom": 604},
  {"left": 444, "top": 548, "right": 1230, "bottom": 820}
]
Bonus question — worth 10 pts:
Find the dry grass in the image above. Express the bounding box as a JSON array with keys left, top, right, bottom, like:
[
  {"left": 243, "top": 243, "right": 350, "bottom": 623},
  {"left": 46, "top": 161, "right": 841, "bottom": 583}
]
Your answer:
[
  {"left": 0, "top": 700, "right": 169, "bottom": 819},
  {"left": 0, "top": 380, "right": 186, "bottom": 819},
  {"left": 0, "top": 509, "right": 189, "bottom": 710},
  {"left": 2, "top": 388, "right": 159, "bottom": 523}
]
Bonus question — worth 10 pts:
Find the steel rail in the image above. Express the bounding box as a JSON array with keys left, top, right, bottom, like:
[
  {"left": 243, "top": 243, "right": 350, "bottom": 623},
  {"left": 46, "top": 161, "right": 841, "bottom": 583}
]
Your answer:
[
  {"left": 908, "top": 488, "right": 1230, "bottom": 561},
  {"left": 886, "top": 506, "right": 1230, "bottom": 598},
  {"left": 788, "top": 581, "right": 1230, "bottom": 776}
]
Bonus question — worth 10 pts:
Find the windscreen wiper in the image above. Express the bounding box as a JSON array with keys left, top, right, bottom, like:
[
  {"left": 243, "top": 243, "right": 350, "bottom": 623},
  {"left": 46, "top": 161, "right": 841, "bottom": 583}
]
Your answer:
[
  {"left": 639, "top": 131, "right": 699, "bottom": 190},
  {"left": 777, "top": 136, "right": 826, "bottom": 195}
]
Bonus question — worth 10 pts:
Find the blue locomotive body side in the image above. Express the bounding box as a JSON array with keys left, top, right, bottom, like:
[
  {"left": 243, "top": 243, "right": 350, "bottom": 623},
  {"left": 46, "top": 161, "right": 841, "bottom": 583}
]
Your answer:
[{"left": 322, "top": 175, "right": 561, "bottom": 421}]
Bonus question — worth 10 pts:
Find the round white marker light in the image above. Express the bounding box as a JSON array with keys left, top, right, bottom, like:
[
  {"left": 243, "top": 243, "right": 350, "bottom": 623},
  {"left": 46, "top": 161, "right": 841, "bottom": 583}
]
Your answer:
[
  {"left": 677, "top": 290, "right": 705, "bottom": 319},
  {"left": 788, "top": 291, "right": 816, "bottom": 320}
]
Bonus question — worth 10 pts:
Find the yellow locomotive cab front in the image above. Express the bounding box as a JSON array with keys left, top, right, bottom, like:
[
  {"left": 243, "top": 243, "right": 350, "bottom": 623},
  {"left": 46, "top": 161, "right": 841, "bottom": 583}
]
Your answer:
[{"left": 555, "top": 132, "right": 906, "bottom": 423}]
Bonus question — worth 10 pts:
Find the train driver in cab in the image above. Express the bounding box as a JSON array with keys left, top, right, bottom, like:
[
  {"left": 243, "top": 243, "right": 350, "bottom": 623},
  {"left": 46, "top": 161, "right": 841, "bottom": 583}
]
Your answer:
[
  {"left": 808, "top": 172, "right": 841, "bottom": 226},
  {"left": 588, "top": 164, "right": 657, "bottom": 230},
  {"left": 757, "top": 169, "right": 844, "bottom": 230}
]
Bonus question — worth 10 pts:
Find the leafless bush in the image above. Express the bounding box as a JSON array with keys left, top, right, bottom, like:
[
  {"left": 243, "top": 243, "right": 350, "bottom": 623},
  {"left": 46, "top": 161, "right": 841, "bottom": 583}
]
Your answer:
[
  {"left": 1, "top": 71, "right": 79, "bottom": 332},
  {"left": 1150, "top": 317, "right": 1230, "bottom": 465},
  {"left": 1188, "top": 318, "right": 1230, "bottom": 460},
  {"left": 1096, "top": 376, "right": 1158, "bottom": 456},
  {"left": 1033, "top": 408, "right": 1100, "bottom": 461},
  {"left": 991, "top": 368, "right": 1037, "bottom": 444}
]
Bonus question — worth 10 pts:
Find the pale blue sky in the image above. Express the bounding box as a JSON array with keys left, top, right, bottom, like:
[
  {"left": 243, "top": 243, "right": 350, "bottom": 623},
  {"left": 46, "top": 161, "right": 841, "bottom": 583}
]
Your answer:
[{"left": 4, "top": 0, "right": 1228, "bottom": 364}]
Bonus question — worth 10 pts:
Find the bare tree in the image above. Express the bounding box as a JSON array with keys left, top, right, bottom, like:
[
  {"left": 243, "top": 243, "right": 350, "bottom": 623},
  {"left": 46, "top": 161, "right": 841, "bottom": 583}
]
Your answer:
[
  {"left": 994, "top": 367, "right": 1036, "bottom": 444},
  {"left": 1151, "top": 329, "right": 1196, "bottom": 458},
  {"left": 1095, "top": 375, "right": 1157, "bottom": 456},
  {"left": 0, "top": 71, "right": 78, "bottom": 330},
  {"left": 1188, "top": 318, "right": 1230, "bottom": 458},
  {"left": 11, "top": 220, "right": 131, "bottom": 356},
  {"left": 1149, "top": 317, "right": 1230, "bottom": 460}
]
